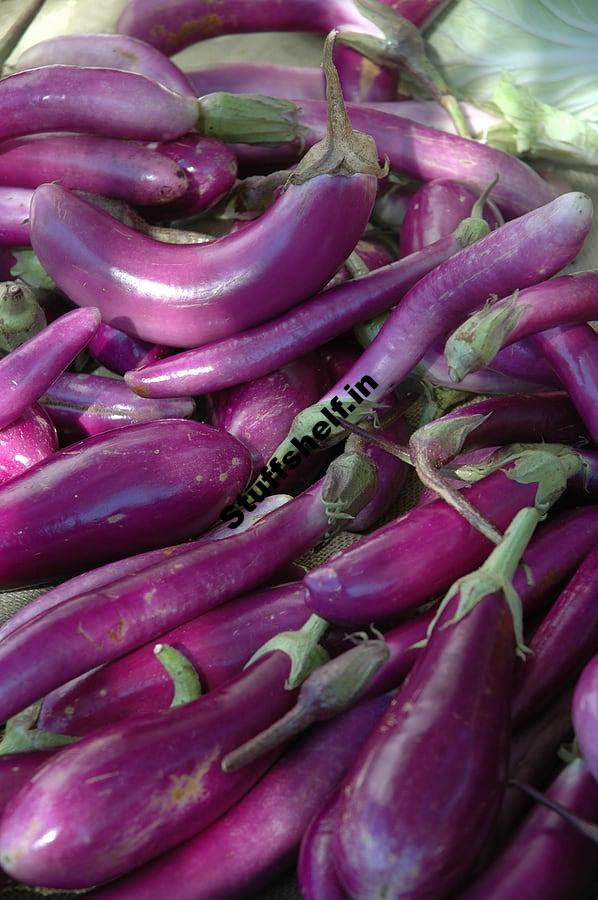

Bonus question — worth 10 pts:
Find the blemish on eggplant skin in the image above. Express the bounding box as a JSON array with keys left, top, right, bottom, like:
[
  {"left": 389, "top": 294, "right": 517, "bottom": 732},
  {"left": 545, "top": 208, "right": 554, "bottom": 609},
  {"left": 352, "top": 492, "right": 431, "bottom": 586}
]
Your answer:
[{"left": 107, "top": 513, "right": 124, "bottom": 524}]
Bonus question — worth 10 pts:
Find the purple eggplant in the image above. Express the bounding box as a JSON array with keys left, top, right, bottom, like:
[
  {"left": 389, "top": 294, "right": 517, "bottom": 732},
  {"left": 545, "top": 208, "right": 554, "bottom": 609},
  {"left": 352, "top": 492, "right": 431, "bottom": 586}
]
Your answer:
[
  {"left": 299, "top": 793, "right": 348, "bottom": 900},
  {"left": 444, "top": 272, "right": 598, "bottom": 381},
  {"left": 0, "top": 750, "right": 57, "bottom": 816},
  {"left": 333, "top": 529, "right": 518, "bottom": 898},
  {"left": 40, "top": 371, "right": 196, "bottom": 443},
  {"left": 0, "top": 306, "right": 100, "bottom": 431},
  {"left": 208, "top": 353, "right": 327, "bottom": 477},
  {"left": 400, "top": 177, "right": 502, "bottom": 256},
  {"left": 459, "top": 758, "right": 598, "bottom": 900},
  {"left": 0, "top": 403, "right": 57, "bottom": 486},
  {"left": 512, "top": 546, "right": 598, "bottom": 728},
  {"left": 0, "top": 186, "right": 31, "bottom": 246},
  {"left": 0, "top": 638, "right": 316, "bottom": 887},
  {"left": 486, "top": 337, "right": 562, "bottom": 388},
  {"left": 210, "top": 96, "right": 557, "bottom": 218},
  {"left": 124, "top": 226, "right": 479, "bottom": 397},
  {"left": 572, "top": 655, "right": 598, "bottom": 784},
  {"left": 14, "top": 33, "right": 195, "bottom": 96},
  {"left": 305, "top": 451, "right": 595, "bottom": 626},
  {"left": 0, "top": 66, "right": 198, "bottom": 143},
  {"left": 0, "top": 453, "right": 375, "bottom": 723},
  {"left": 373, "top": 182, "right": 417, "bottom": 231},
  {"left": 0, "top": 135, "right": 189, "bottom": 206},
  {"left": 149, "top": 135, "right": 237, "bottom": 217},
  {"left": 314, "top": 192, "right": 591, "bottom": 416},
  {"left": 90, "top": 694, "right": 389, "bottom": 900},
  {"left": 346, "top": 414, "right": 409, "bottom": 531},
  {"left": 0, "top": 494, "right": 294, "bottom": 645},
  {"left": 496, "top": 689, "right": 573, "bottom": 845},
  {"left": 38, "top": 581, "right": 311, "bottom": 737},
  {"left": 88, "top": 322, "right": 167, "bottom": 375},
  {"left": 28, "top": 40, "right": 382, "bottom": 350},
  {"left": 187, "top": 63, "right": 326, "bottom": 101},
  {"left": 533, "top": 324, "right": 598, "bottom": 445},
  {"left": 0, "top": 418, "right": 252, "bottom": 587}
]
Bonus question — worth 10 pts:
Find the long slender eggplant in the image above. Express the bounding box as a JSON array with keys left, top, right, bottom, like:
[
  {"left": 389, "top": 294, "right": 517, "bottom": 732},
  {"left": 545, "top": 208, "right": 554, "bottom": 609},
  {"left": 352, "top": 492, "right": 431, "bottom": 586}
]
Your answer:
[
  {"left": 124, "top": 225, "right": 483, "bottom": 397},
  {"left": 0, "top": 404, "right": 57, "bottom": 486},
  {"left": 0, "top": 187, "right": 32, "bottom": 247},
  {"left": 90, "top": 695, "right": 390, "bottom": 900},
  {"left": 150, "top": 135, "right": 237, "bottom": 218},
  {"left": 0, "top": 495, "right": 293, "bottom": 644},
  {"left": 187, "top": 63, "right": 326, "bottom": 101},
  {"left": 299, "top": 793, "right": 348, "bottom": 900},
  {"left": 533, "top": 324, "right": 598, "bottom": 445},
  {"left": 512, "top": 545, "right": 598, "bottom": 728},
  {"left": 14, "top": 33, "right": 195, "bottom": 95},
  {"left": 88, "top": 322, "right": 167, "bottom": 375},
  {"left": 0, "top": 66, "right": 199, "bottom": 143},
  {"left": 0, "top": 452, "right": 376, "bottom": 723},
  {"left": 305, "top": 449, "right": 592, "bottom": 625},
  {"left": 346, "top": 413, "right": 409, "bottom": 531},
  {"left": 444, "top": 272, "right": 598, "bottom": 381},
  {"left": 0, "top": 135, "right": 190, "bottom": 206},
  {"left": 0, "top": 307, "right": 100, "bottom": 431},
  {"left": 459, "top": 759, "right": 598, "bottom": 900},
  {"left": 29, "top": 40, "right": 383, "bottom": 348},
  {"left": 400, "top": 177, "right": 501, "bottom": 256},
  {"left": 38, "top": 582, "right": 311, "bottom": 737},
  {"left": 0, "top": 418, "right": 252, "bottom": 588},
  {"left": 40, "top": 372, "right": 196, "bottom": 443},
  {"left": 0, "top": 627, "right": 329, "bottom": 887},
  {"left": 333, "top": 509, "right": 527, "bottom": 898}
]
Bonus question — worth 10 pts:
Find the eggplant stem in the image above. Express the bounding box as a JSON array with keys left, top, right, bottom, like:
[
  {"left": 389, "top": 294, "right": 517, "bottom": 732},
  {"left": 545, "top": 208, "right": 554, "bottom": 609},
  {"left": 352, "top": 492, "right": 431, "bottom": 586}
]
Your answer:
[{"left": 154, "top": 643, "right": 202, "bottom": 708}]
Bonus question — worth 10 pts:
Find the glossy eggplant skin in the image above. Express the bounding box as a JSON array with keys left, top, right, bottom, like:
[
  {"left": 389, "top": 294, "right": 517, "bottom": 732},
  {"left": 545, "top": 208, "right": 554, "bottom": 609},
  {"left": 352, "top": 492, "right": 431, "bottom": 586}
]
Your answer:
[
  {"left": 152, "top": 135, "right": 237, "bottom": 217},
  {"left": 334, "top": 591, "right": 514, "bottom": 899},
  {"left": 30, "top": 175, "right": 377, "bottom": 348},
  {"left": 88, "top": 321, "right": 167, "bottom": 374},
  {"left": 0, "top": 652, "right": 297, "bottom": 888},
  {"left": 0, "top": 404, "right": 57, "bottom": 485},
  {"left": 299, "top": 792, "right": 348, "bottom": 900},
  {"left": 0, "top": 419, "right": 252, "bottom": 587},
  {"left": 0, "top": 187, "right": 32, "bottom": 246}
]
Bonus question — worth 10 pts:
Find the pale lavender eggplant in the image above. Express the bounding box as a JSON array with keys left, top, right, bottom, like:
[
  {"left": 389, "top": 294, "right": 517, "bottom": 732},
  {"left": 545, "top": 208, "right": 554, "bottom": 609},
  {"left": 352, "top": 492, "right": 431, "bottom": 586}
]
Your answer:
[
  {"left": 496, "top": 689, "right": 573, "bottom": 845},
  {"left": 228, "top": 99, "right": 558, "bottom": 218},
  {"left": 512, "top": 545, "right": 598, "bottom": 728},
  {"left": 0, "top": 419, "right": 252, "bottom": 588},
  {"left": 40, "top": 371, "right": 196, "bottom": 443},
  {"left": 459, "top": 759, "right": 598, "bottom": 900},
  {"left": 38, "top": 582, "right": 311, "bottom": 736},
  {"left": 299, "top": 793, "right": 348, "bottom": 900},
  {"left": 371, "top": 98, "right": 501, "bottom": 135},
  {"left": 208, "top": 353, "right": 327, "bottom": 473},
  {"left": 533, "top": 324, "right": 598, "bottom": 445},
  {"left": 0, "top": 135, "right": 189, "bottom": 206},
  {"left": 0, "top": 187, "right": 31, "bottom": 246},
  {"left": 90, "top": 695, "right": 389, "bottom": 900},
  {"left": 125, "top": 229, "right": 471, "bottom": 397},
  {"left": 187, "top": 63, "right": 326, "bottom": 101},
  {"left": 88, "top": 322, "right": 167, "bottom": 375},
  {"left": 0, "top": 66, "right": 199, "bottom": 143},
  {"left": 318, "top": 192, "right": 591, "bottom": 411},
  {"left": 347, "top": 414, "right": 409, "bottom": 531},
  {"left": 334, "top": 587, "right": 514, "bottom": 898},
  {"left": 151, "top": 135, "right": 237, "bottom": 217},
  {"left": 14, "top": 33, "right": 195, "bottom": 95},
  {"left": 305, "top": 467, "right": 598, "bottom": 627},
  {"left": 400, "top": 178, "right": 501, "bottom": 256},
  {"left": 0, "top": 403, "right": 57, "bottom": 486},
  {"left": 30, "top": 172, "right": 377, "bottom": 348},
  {"left": 0, "top": 478, "right": 345, "bottom": 723},
  {"left": 0, "top": 307, "right": 100, "bottom": 431},
  {"left": 0, "top": 495, "right": 292, "bottom": 644},
  {"left": 0, "top": 651, "right": 299, "bottom": 887}
]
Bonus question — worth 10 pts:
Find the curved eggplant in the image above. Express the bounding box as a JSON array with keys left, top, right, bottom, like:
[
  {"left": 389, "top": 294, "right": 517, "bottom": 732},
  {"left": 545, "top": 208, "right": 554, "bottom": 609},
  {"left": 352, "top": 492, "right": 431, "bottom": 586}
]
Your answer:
[{"left": 0, "top": 404, "right": 57, "bottom": 486}]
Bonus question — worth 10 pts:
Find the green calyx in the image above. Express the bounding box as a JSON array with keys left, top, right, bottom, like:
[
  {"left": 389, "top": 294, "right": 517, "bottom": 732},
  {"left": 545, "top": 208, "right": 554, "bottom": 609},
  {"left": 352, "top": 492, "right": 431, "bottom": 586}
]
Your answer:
[
  {"left": 290, "top": 31, "right": 387, "bottom": 184},
  {"left": 10, "top": 250, "right": 56, "bottom": 292},
  {"left": 454, "top": 216, "right": 491, "bottom": 248},
  {"left": 444, "top": 291, "right": 525, "bottom": 382},
  {"left": 197, "top": 92, "right": 302, "bottom": 145},
  {"left": 0, "top": 703, "right": 77, "bottom": 756},
  {"left": 244, "top": 614, "right": 329, "bottom": 691},
  {"left": 154, "top": 643, "right": 202, "bottom": 708},
  {"left": 322, "top": 448, "right": 378, "bottom": 525},
  {"left": 0, "top": 280, "right": 46, "bottom": 353}
]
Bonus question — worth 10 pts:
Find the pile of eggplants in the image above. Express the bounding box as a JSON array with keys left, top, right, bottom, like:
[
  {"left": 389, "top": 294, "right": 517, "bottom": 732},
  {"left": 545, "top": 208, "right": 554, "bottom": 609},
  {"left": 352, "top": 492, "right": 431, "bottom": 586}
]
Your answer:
[{"left": 0, "top": 1, "right": 597, "bottom": 896}]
